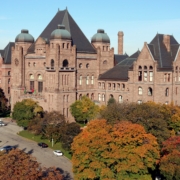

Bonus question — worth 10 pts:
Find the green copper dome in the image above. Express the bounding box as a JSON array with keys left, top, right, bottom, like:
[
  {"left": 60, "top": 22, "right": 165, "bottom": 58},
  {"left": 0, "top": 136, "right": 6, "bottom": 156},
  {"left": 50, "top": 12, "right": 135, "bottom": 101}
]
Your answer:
[
  {"left": 15, "top": 29, "right": 34, "bottom": 43},
  {"left": 91, "top": 29, "right": 110, "bottom": 43},
  {"left": 50, "top": 25, "right": 71, "bottom": 40}
]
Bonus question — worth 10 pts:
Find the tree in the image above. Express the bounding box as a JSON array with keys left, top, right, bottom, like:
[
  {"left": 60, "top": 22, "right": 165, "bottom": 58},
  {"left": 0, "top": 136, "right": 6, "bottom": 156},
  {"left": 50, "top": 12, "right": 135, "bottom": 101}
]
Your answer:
[
  {"left": 0, "top": 149, "right": 63, "bottom": 179},
  {"left": 107, "top": 97, "right": 116, "bottom": 106},
  {"left": 71, "top": 119, "right": 160, "bottom": 180},
  {"left": 61, "top": 122, "right": 81, "bottom": 151},
  {"left": 12, "top": 99, "right": 43, "bottom": 127},
  {"left": 70, "top": 96, "right": 99, "bottom": 123},
  {"left": 0, "top": 88, "right": 9, "bottom": 117},
  {"left": 100, "top": 102, "right": 172, "bottom": 145},
  {"left": 159, "top": 136, "right": 180, "bottom": 180}
]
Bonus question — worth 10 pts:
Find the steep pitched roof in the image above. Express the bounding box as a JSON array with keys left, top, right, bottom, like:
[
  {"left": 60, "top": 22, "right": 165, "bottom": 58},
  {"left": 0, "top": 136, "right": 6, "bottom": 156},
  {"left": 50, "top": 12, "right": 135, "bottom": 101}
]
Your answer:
[
  {"left": 99, "top": 50, "right": 140, "bottom": 81},
  {"left": 28, "top": 9, "right": 96, "bottom": 53},
  {"left": 114, "top": 53, "right": 129, "bottom": 65},
  {"left": 148, "top": 34, "right": 179, "bottom": 69},
  {"left": 0, "top": 42, "right": 15, "bottom": 64}
]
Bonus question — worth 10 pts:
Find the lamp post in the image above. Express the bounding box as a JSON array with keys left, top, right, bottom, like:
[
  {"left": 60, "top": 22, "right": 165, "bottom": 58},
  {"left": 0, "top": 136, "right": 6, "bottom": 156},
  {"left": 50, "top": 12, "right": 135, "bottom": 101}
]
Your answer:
[{"left": 52, "top": 138, "right": 54, "bottom": 147}]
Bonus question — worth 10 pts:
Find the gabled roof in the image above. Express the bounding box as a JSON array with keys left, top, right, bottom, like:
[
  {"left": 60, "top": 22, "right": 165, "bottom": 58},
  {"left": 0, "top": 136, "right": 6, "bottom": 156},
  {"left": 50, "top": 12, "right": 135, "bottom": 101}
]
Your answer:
[
  {"left": 114, "top": 53, "right": 129, "bottom": 65},
  {"left": 28, "top": 9, "right": 96, "bottom": 53},
  {"left": 148, "top": 34, "right": 179, "bottom": 69},
  {"left": 0, "top": 42, "right": 15, "bottom": 64},
  {"left": 99, "top": 50, "right": 140, "bottom": 81}
]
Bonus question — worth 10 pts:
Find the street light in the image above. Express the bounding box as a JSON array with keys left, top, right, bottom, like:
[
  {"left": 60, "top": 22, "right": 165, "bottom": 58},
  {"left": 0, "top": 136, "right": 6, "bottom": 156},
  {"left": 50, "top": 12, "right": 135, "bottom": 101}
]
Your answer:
[{"left": 52, "top": 138, "right": 54, "bottom": 147}]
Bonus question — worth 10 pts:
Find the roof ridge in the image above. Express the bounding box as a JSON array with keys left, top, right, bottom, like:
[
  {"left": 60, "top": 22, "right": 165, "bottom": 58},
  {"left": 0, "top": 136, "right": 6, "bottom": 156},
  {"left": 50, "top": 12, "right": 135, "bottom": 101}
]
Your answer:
[{"left": 157, "top": 34, "right": 162, "bottom": 67}]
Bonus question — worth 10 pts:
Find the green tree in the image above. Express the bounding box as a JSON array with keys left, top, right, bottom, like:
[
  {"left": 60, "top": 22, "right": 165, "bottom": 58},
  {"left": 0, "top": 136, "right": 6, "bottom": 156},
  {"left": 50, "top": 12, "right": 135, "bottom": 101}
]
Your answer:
[
  {"left": 159, "top": 136, "right": 180, "bottom": 180},
  {"left": 12, "top": 99, "right": 43, "bottom": 127},
  {"left": 61, "top": 122, "right": 81, "bottom": 151},
  {"left": 71, "top": 119, "right": 160, "bottom": 180},
  {"left": 70, "top": 96, "right": 99, "bottom": 123},
  {"left": 0, "top": 88, "right": 9, "bottom": 117}
]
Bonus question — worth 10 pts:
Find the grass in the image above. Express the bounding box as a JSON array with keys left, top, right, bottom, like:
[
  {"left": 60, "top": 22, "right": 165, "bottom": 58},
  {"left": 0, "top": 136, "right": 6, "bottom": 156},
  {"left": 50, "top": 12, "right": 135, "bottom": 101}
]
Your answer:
[{"left": 18, "top": 130, "right": 72, "bottom": 159}]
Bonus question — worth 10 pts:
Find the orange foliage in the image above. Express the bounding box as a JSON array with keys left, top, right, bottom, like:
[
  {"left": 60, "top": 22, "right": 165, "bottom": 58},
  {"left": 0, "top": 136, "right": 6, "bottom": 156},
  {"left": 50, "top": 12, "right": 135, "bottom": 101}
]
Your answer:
[{"left": 71, "top": 119, "right": 160, "bottom": 180}]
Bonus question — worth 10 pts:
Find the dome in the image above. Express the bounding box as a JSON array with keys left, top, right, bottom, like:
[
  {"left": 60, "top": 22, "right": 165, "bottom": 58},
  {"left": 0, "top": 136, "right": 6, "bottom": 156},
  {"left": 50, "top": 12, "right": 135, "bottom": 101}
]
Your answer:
[
  {"left": 15, "top": 29, "right": 34, "bottom": 43},
  {"left": 91, "top": 29, "right": 110, "bottom": 43},
  {"left": 50, "top": 25, "right": 71, "bottom": 40}
]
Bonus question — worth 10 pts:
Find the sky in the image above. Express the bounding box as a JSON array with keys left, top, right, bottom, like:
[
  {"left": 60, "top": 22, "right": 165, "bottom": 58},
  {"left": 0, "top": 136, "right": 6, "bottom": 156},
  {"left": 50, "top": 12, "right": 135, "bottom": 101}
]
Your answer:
[{"left": 1, "top": 0, "right": 180, "bottom": 55}]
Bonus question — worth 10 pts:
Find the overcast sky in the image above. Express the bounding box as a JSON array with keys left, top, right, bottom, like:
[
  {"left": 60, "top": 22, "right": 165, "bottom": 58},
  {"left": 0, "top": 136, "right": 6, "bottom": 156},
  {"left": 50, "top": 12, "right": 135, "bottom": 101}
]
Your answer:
[{"left": 1, "top": 0, "right": 180, "bottom": 55}]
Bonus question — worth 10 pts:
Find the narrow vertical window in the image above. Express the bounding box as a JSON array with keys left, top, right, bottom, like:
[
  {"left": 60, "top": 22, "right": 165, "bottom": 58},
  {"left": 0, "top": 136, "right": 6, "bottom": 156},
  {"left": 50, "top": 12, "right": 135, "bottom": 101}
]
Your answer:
[
  {"left": 38, "top": 74, "right": 43, "bottom": 92},
  {"left": 144, "top": 71, "right": 147, "bottom": 81},
  {"left": 102, "top": 94, "right": 105, "bottom": 102},
  {"left": 98, "top": 94, "right": 101, "bottom": 101},
  {"left": 138, "top": 87, "right": 143, "bottom": 95},
  {"left": 79, "top": 75, "right": 82, "bottom": 85},
  {"left": 148, "top": 87, "right": 153, "bottom": 96},
  {"left": 119, "top": 95, "right": 123, "bottom": 103},
  {"left": 86, "top": 75, "right": 89, "bottom": 85},
  {"left": 91, "top": 75, "right": 94, "bottom": 84},
  {"left": 149, "top": 71, "right": 153, "bottom": 81},
  {"left": 165, "top": 88, "right": 169, "bottom": 96}
]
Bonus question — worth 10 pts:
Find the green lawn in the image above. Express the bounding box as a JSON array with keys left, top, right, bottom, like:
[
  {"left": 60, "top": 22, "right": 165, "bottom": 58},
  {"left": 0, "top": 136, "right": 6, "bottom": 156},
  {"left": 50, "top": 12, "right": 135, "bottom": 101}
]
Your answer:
[{"left": 18, "top": 130, "right": 72, "bottom": 159}]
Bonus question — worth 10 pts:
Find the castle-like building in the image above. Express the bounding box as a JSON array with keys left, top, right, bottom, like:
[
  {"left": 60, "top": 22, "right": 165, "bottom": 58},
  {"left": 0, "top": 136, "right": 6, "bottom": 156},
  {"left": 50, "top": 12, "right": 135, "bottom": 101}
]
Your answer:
[{"left": 0, "top": 9, "right": 180, "bottom": 121}]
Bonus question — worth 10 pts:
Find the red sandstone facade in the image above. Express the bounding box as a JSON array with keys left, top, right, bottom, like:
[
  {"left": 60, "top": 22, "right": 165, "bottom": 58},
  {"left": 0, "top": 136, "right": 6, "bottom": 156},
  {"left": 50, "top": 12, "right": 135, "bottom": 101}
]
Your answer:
[{"left": 0, "top": 9, "right": 180, "bottom": 122}]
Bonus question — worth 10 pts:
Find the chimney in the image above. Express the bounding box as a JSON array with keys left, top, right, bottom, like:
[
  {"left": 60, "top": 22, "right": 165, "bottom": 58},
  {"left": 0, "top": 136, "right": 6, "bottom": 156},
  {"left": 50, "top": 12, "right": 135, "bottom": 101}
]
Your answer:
[
  {"left": 118, "top": 31, "right": 124, "bottom": 55},
  {"left": 163, "top": 35, "right": 170, "bottom": 52}
]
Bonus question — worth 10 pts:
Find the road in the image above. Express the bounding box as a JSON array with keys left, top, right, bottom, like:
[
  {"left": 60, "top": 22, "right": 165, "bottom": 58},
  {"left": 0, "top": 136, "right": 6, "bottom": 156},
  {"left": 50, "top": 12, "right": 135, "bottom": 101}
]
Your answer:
[{"left": 0, "top": 120, "right": 73, "bottom": 179}]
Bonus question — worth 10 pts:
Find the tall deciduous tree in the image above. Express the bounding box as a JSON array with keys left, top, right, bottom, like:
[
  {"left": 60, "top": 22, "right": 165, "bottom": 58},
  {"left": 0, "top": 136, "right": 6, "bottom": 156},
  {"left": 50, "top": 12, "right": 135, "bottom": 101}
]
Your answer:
[
  {"left": 0, "top": 149, "right": 63, "bottom": 179},
  {"left": 12, "top": 99, "right": 43, "bottom": 127},
  {"left": 0, "top": 88, "right": 9, "bottom": 117},
  {"left": 70, "top": 96, "right": 99, "bottom": 123},
  {"left": 159, "top": 136, "right": 180, "bottom": 180},
  {"left": 71, "top": 119, "right": 160, "bottom": 180}
]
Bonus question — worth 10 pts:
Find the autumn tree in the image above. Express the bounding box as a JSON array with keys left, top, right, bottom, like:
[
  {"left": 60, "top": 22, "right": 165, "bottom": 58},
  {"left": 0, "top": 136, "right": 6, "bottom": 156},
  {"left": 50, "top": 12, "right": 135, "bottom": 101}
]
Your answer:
[
  {"left": 159, "top": 136, "right": 180, "bottom": 180},
  {"left": 70, "top": 96, "right": 99, "bottom": 123},
  {"left": 0, "top": 149, "right": 63, "bottom": 179},
  {"left": 100, "top": 102, "right": 171, "bottom": 145},
  {"left": 71, "top": 119, "right": 160, "bottom": 180},
  {"left": 0, "top": 88, "right": 9, "bottom": 117},
  {"left": 12, "top": 99, "right": 43, "bottom": 127}
]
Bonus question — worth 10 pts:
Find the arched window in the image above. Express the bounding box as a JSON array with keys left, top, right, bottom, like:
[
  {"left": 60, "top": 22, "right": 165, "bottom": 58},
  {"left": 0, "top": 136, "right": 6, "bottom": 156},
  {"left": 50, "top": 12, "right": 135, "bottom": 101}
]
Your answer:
[
  {"left": 86, "top": 75, "right": 89, "bottom": 85},
  {"left": 63, "top": 59, "right": 68, "bottom": 67},
  {"left": 43, "top": 62, "right": 46, "bottom": 67},
  {"left": 139, "top": 66, "right": 142, "bottom": 69},
  {"left": 108, "top": 83, "right": 111, "bottom": 90},
  {"left": 86, "top": 63, "right": 89, "bottom": 68},
  {"left": 110, "top": 94, "right": 113, "bottom": 98},
  {"left": 91, "top": 93, "right": 94, "bottom": 100},
  {"left": 138, "top": 87, "right": 143, "bottom": 95},
  {"left": 98, "top": 82, "right": 101, "bottom": 88},
  {"left": 8, "top": 78, "right": 10, "bottom": 84},
  {"left": 102, "top": 94, "right": 105, "bottom": 102},
  {"left": 98, "top": 94, "right": 101, "bottom": 101},
  {"left": 8, "top": 71, "right": 10, "bottom": 76},
  {"left": 28, "top": 62, "right": 30, "bottom": 67},
  {"left": 79, "top": 63, "right": 82, "bottom": 68},
  {"left": 122, "top": 83, "right": 125, "bottom": 91},
  {"left": 33, "top": 62, "right": 36, "bottom": 67},
  {"left": 119, "top": 95, "right": 123, "bottom": 103},
  {"left": 117, "top": 83, "right": 120, "bottom": 90},
  {"left": 38, "top": 74, "right": 43, "bottom": 92},
  {"left": 149, "top": 66, "right": 153, "bottom": 70},
  {"left": 29, "top": 74, "right": 34, "bottom": 91},
  {"left": 103, "top": 60, "right": 107, "bottom": 65},
  {"left": 148, "top": 87, "right": 153, "bottom": 96},
  {"left": 51, "top": 59, "right": 54, "bottom": 69},
  {"left": 144, "top": 66, "right": 147, "bottom": 70},
  {"left": 165, "top": 88, "right": 169, "bottom": 96},
  {"left": 79, "top": 75, "right": 82, "bottom": 85},
  {"left": 113, "top": 83, "right": 115, "bottom": 90},
  {"left": 91, "top": 75, "right": 94, "bottom": 84},
  {"left": 86, "top": 93, "right": 89, "bottom": 97},
  {"left": 102, "top": 82, "right": 105, "bottom": 89},
  {"left": 79, "top": 94, "right": 82, "bottom": 100}
]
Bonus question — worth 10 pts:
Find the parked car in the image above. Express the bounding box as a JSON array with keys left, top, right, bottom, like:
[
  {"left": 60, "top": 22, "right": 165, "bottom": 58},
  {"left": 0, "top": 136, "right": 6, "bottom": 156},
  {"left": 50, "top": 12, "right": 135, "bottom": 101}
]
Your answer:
[
  {"left": 38, "top": 142, "right": 48, "bottom": 148},
  {"left": 53, "top": 150, "right": 63, "bottom": 156},
  {"left": 0, "top": 121, "right": 7, "bottom": 126},
  {"left": 0, "top": 145, "right": 14, "bottom": 151}
]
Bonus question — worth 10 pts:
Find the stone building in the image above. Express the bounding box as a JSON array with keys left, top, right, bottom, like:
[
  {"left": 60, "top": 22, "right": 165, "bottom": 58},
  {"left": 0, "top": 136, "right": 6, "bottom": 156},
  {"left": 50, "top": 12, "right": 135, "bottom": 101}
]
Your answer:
[{"left": 0, "top": 8, "right": 180, "bottom": 121}]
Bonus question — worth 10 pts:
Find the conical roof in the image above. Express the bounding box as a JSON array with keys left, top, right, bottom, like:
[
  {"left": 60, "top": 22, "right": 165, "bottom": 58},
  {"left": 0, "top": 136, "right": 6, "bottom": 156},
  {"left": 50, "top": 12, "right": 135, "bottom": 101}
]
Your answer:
[{"left": 28, "top": 9, "right": 96, "bottom": 53}]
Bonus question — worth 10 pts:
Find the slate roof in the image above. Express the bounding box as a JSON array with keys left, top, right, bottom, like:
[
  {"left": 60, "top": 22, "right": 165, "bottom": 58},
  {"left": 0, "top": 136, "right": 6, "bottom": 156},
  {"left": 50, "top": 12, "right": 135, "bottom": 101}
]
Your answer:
[
  {"left": 0, "top": 42, "right": 15, "bottom": 64},
  {"left": 114, "top": 53, "right": 129, "bottom": 65},
  {"left": 148, "top": 34, "right": 180, "bottom": 69},
  {"left": 28, "top": 9, "right": 96, "bottom": 53},
  {"left": 99, "top": 50, "right": 140, "bottom": 81}
]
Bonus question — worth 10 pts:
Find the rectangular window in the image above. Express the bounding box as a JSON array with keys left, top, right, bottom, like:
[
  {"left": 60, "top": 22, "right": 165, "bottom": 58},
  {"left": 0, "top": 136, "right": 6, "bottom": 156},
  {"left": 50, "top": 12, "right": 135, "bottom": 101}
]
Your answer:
[
  {"left": 91, "top": 76, "right": 94, "bottom": 84},
  {"left": 149, "top": 71, "right": 153, "bottom": 82},
  {"left": 138, "top": 71, "right": 142, "bottom": 81},
  {"left": 79, "top": 76, "right": 82, "bottom": 85},
  {"left": 168, "top": 74, "right": 170, "bottom": 82},
  {"left": 144, "top": 71, "right": 147, "bottom": 81},
  {"left": 38, "top": 82, "right": 43, "bottom": 92},
  {"left": 30, "top": 81, "right": 34, "bottom": 90}
]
